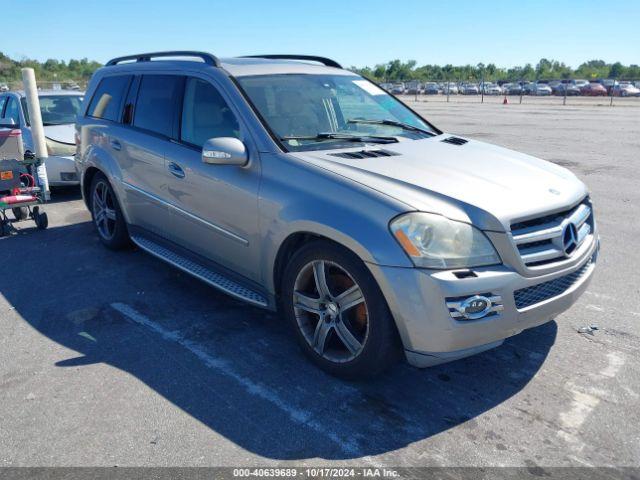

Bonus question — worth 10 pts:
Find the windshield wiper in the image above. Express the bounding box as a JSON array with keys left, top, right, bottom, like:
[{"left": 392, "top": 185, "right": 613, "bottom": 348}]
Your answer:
[
  {"left": 280, "top": 132, "right": 398, "bottom": 144},
  {"left": 346, "top": 118, "right": 434, "bottom": 136}
]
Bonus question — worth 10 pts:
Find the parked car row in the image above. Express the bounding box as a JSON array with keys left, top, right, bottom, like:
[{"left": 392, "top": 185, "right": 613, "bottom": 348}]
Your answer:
[{"left": 380, "top": 79, "right": 640, "bottom": 97}]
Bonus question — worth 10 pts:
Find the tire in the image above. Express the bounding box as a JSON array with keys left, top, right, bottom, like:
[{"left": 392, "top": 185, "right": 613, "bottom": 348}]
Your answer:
[
  {"left": 281, "top": 240, "right": 401, "bottom": 379},
  {"left": 33, "top": 208, "right": 48, "bottom": 230},
  {"left": 89, "top": 172, "right": 130, "bottom": 249},
  {"left": 0, "top": 221, "right": 9, "bottom": 237},
  {"left": 12, "top": 206, "right": 28, "bottom": 221}
]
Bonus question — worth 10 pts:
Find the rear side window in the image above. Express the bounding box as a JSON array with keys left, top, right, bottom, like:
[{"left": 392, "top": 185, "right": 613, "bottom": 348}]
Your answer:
[
  {"left": 133, "top": 75, "right": 182, "bottom": 138},
  {"left": 86, "top": 75, "right": 131, "bottom": 122},
  {"left": 0, "top": 97, "right": 6, "bottom": 116}
]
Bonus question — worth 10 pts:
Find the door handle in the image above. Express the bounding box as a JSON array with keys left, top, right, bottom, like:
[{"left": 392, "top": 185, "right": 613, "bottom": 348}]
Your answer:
[
  {"left": 168, "top": 162, "right": 185, "bottom": 178},
  {"left": 110, "top": 139, "right": 121, "bottom": 151}
]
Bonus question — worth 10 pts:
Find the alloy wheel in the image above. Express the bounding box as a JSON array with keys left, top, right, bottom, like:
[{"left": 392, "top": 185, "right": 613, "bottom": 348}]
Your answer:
[
  {"left": 92, "top": 180, "right": 117, "bottom": 240},
  {"left": 292, "top": 260, "right": 369, "bottom": 363}
]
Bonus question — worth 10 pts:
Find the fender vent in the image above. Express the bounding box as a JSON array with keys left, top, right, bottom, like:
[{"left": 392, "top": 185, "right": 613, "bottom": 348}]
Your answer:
[
  {"left": 441, "top": 136, "right": 468, "bottom": 145},
  {"left": 329, "top": 149, "right": 399, "bottom": 160}
]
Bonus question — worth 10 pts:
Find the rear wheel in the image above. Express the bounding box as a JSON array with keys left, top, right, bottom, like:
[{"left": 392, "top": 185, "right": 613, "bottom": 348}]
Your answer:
[
  {"left": 12, "top": 207, "right": 28, "bottom": 221},
  {"left": 90, "top": 173, "right": 129, "bottom": 249},
  {"left": 282, "top": 241, "right": 400, "bottom": 379}
]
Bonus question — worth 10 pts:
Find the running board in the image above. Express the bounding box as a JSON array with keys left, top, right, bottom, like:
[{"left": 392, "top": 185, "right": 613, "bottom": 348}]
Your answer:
[{"left": 131, "top": 235, "right": 269, "bottom": 308}]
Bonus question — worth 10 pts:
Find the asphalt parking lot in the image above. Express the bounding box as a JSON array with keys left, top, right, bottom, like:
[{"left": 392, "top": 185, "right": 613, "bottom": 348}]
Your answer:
[{"left": 1, "top": 99, "right": 639, "bottom": 471}]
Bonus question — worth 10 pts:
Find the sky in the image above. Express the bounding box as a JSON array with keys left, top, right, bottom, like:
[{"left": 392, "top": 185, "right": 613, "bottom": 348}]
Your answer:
[{"left": 6, "top": 0, "right": 640, "bottom": 68}]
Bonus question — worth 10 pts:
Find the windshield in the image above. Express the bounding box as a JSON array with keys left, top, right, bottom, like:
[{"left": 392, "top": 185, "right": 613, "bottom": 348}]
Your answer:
[
  {"left": 21, "top": 95, "right": 84, "bottom": 126},
  {"left": 237, "top": 74, "right": 437, "bottom": 152}
]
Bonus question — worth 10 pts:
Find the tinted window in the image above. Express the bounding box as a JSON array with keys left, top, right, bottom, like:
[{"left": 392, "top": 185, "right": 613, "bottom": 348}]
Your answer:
[
  {"left": 134, "top": 75, "right": 182, "bottom": 138},
  {"left": 180, "top": 78, "right": 240, "bottom": 146},
  {"left": 0, "top": 97, "right": 6, "bottom": 117},
  {"left": 87, "top": 75, "right": 131, "bottom": 122},
  {"left": 3, "top": 98, "right": 20, "bottom": 124}
]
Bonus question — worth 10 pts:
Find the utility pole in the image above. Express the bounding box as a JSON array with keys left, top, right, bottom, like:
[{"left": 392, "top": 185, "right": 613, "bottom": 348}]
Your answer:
[
  {"left": 21, "top": 68, "right": 50, "bottom": 200},
  {"left": 519, "top": 78, "right": 524, "bottom": 104}
]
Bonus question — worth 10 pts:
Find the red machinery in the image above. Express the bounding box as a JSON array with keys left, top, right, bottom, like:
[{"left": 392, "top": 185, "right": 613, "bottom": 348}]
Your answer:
[{"left": 0, "top": 128, "right": 48, "bottom": 236}]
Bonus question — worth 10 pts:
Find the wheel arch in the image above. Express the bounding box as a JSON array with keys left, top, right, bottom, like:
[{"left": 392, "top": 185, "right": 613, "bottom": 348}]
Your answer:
[
  {"left": 273, "top": 232, "right": 340, "bottom": 298},
  {"left": 270, "top": 225, "right": 401, "bottom": 297},
  {"left": 82, "top": 166, "right": 101, "bottom": 210},
  {"left": 80, "top": 147, "right": 130, "bottom": 223}
]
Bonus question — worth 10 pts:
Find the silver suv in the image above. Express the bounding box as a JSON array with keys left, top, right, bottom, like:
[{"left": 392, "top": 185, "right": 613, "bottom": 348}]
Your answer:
[{"left": 76, "top": 52, "right": 599, "bottom": 378}]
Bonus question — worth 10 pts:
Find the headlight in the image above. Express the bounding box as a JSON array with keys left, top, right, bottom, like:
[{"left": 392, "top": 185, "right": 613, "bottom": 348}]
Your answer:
[
  {"left": 390, "top": 212, "right": 501, "bottom": 269},
  {"left": 45, "top": 137, "right": 76, "bottom": 157}
]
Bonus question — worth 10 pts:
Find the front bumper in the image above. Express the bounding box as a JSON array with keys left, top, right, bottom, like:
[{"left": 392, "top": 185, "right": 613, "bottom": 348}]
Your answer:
[
  {"left": 368, "top": 236, "right": 599, "bottom": 368},
  {"left": 45, "top": 155, "right": 79, "bottom": 186}
]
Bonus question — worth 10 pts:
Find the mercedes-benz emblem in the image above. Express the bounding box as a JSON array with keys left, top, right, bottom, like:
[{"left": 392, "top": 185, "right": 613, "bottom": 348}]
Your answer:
[{"left": 562, "top": 222, "right": 578, "bottom": 256}]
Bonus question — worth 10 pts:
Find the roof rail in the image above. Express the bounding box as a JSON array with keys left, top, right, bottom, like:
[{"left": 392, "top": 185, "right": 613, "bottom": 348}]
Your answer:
[
  {"left": 106, "top": 51, "right": 221, "bottom": 67},
  {"left": 241, "top": 55, "right": 342, "bottom": 69}
]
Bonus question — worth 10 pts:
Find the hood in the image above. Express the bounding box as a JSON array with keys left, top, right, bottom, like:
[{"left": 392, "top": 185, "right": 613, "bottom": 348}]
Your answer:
[
  {"left": 293, "top": 135, "right": 588, "bottom": 232},
  {"left": 43, "top": 124, "right": 76, "bottom": 145}
]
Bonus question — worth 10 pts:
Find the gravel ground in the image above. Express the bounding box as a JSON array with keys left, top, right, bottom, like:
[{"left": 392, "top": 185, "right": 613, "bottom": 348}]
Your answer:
[{"left": 1, "top": 100, "right": 639, "bottom": 472}]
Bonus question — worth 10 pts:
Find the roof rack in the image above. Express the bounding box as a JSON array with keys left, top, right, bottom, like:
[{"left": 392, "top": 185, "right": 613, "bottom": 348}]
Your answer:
[
  {"left": 106, "top": 51, "right": 221, "bottom": 67},
  {"left": 241, "top": 55, "right": 342, "bottom": 69}
]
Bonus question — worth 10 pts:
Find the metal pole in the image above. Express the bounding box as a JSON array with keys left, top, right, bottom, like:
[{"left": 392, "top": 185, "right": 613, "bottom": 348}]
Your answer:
[
  {"left": 610, "top": 81, "right": 614, "bottom": 106},
  {"left": 519, "top": 79, "right": 523, "bottom": 104},
  {"left": 563, "top": 82, "right": 567, "bottom": 106},
  {"left": 21, "top": 68, "right": 50, "bottom": 200},
  {"left": 481, "top": 73, "right": 484, "bottom": 104}
]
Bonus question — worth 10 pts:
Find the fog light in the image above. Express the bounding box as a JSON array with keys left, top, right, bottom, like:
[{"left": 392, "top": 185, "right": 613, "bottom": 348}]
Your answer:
[
  {"left": 60, "top": 172, "right": 78, "bottom": 181},
  {"left": 446, "top": 294, "right": 503, "bottom": 320}
]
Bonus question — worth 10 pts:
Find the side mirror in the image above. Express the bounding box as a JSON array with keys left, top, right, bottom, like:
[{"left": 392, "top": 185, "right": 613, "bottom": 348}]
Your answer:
[
  {"left": 202, "top": 137, "right": 248, "bottom": 166},
  {"left": 0, "top": 118, "right": 17, "bottom": 128}
]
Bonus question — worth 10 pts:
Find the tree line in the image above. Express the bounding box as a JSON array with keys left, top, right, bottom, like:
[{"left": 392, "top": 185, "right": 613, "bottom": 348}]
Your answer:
[
  {"left": 351, "top": 59, "right": 640, "bottom": 83},
  {"left": 1, "top": 52, "right": 638, "bottom": 86},
  {"left": 0, "top": 52, "right": 101, "bottom": 86}
]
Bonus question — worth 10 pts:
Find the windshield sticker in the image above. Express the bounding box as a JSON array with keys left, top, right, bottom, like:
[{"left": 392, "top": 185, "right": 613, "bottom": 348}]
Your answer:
[{"left": 353, "top": 80, "right": 386, "bottom": 96}]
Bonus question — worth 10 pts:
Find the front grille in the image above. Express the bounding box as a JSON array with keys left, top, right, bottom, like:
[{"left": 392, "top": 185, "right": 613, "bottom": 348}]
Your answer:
[
  {"left": 329, "top": 149, "right": 399, "bottom": 159},
  {"left": 510, "top": 200, "right": 594, "bottom": 267},
  {"left": 514, "top": 256, "right": 593, "bottom": 309}
]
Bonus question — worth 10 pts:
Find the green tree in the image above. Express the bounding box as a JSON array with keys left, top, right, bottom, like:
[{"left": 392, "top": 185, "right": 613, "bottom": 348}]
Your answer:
[{"left": 609, "top": 62, "right": 624, "bottom": 78}]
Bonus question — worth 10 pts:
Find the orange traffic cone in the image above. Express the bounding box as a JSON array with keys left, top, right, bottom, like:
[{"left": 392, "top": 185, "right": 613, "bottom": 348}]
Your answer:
[{"left": 503, "top": 96, "right": 508, "bottom": 105}]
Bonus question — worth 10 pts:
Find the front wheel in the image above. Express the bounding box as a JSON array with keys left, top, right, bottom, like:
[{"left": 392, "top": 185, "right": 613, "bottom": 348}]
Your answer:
[
  {"left": 90, "top": 173, "right": 130, "bottom": 249},
  {"left": 0, "top": 221, "right": 9, "bottom": 237},
  {"left": 282, "top": 241, "right": 400, "bottom": 379},
  {"left": 32, "top": 207, "right": 48, "bottom": 230}
]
